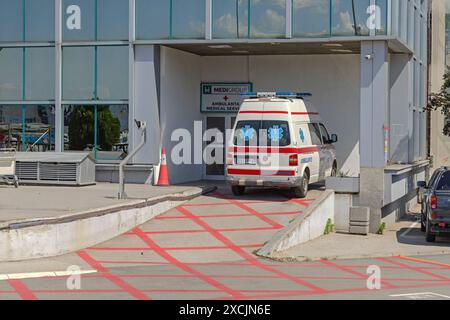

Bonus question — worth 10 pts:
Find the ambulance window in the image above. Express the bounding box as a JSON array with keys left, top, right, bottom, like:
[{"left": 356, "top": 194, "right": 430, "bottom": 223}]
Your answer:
[
  {"left": 234, "top": 121, "right": 260, "bottom": 146},
  {"left": 319, "top": 124, "right": 331, "bottom": 144},
  {"left": 308, "top": 124, "right": 322, "bottom": 145},
  {"left": 261, "top": 121, "right": 291, "bottom": 147}
]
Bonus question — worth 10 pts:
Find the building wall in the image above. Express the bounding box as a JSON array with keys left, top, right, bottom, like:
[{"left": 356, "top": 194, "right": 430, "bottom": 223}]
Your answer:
[
  {"left": 201, "top": 54, "right": 361, "bottom": 177},
  {"left": 160, "top": 46, "right": 203, "bottom": 184},
  {"left": 430, "top": 0, "right": 450, "bottom": 170}
]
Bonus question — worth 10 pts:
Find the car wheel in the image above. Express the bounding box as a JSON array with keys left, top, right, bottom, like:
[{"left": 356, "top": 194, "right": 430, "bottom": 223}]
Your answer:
[
  {"left": 293, "top": 171, "right": 309, "bottom": 198},
  {"left": 231, "top": 186, "right": 245, "bottom": 196},
  {"left": 420, "top": 216, "right": 426, "bottom": 232},
  {"left": 425, "top": 220, "right": 436, "bottom": 242}
]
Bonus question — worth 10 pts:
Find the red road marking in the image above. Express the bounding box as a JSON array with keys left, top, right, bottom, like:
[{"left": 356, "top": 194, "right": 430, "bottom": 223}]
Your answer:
[
  {"left": 77, "top": 251, "right": 149, "bottom": 300},
  {"left": 379, "top": 257, "right": 450, "bottom": 282},
  {"left": 7, "top": 279, "right": 37, "bottom": 300},
  {"left": 155, "top": 211, "right": 300, "bottom": 220},
  {"left": 320, "top": 259, "right": 398, "bottom": 289},
  {"left": 212, "top": 192, "right": 285, "bottom": 229},
  {"left": 88, "top": 244, "right": 263, "bottom": 251},
  {"left": 132, "top": 227, "right": 245, "bottom": 299},
  {"left": 126, "top": 226, "right": 281, "bottom": 235},
  {"left": 177, "top": 206, "right": 325, "bottom": 293}
]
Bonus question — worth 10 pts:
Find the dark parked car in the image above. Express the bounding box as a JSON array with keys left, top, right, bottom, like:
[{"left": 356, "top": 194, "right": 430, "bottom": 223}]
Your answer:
[{"left": 418, "top": 167, "right": 450, "bottom": 242}]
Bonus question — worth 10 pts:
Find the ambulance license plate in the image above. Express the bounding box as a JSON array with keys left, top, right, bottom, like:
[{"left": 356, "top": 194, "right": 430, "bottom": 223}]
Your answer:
[{"left": 235, "top": 156, "right": 257, "bottom": 165}]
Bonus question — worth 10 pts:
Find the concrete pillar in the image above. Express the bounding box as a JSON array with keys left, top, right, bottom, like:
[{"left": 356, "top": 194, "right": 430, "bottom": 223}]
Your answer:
[
  {"left": 359, "top": 41, "right": 390, "bottom": 232},
  {"left": 132, "top": 45, "right": 161, "bottom": 165}
]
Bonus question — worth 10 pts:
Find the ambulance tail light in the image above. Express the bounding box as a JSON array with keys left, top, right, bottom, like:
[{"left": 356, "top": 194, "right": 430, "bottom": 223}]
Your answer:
[{"left": 289, "top": 155, "right": 298, "bottom": 167}]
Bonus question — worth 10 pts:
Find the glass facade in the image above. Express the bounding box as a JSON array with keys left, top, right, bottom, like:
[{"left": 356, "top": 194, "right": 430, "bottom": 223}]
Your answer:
[{"left": 0, "top": 0, "right": 428, "bottom": 164}]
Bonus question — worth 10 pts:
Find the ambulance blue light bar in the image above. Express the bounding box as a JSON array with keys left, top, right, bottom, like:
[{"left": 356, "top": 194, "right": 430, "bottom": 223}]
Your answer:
[{"left": 241, "top": 92, "right": 312, "bottom": 98}]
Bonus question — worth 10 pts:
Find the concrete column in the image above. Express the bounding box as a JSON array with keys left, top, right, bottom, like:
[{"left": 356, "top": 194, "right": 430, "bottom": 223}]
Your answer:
[
  {"left": 133, "top": 45, "right": 161, "bottom": 165},
  {"left": 54, "top": 0, "right": 62, "bottom": 152},
  {"left": 359, "top": 40, "right": 390, "bottom": 232}
]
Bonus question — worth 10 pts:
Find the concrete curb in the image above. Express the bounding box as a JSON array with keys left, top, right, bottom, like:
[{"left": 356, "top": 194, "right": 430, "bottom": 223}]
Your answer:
[
  {"left": 258, "top": 190, "right": 335, "bottom": 257},
  {"left": 268, "top": 248, "right": 450, "bottom": 263},
  {"left": 0, "top": 186, "right": 216, "bottom": 262}
]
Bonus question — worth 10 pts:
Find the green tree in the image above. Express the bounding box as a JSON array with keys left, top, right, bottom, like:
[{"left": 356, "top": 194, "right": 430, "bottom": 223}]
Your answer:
[
  {"left": 428, "top": 67, "right": 450, "bottom": 136},
  {"left": 68, "top": 106, "right": 120, "bottom": 151}
]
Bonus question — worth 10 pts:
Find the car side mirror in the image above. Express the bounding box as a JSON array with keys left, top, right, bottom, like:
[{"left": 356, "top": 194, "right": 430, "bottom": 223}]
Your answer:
[
  {"left": 417, "top": 181, "right": 427, "bottom": 188},
  {"left": 330, "top": 134, "right": 338, "bottom": 144}
]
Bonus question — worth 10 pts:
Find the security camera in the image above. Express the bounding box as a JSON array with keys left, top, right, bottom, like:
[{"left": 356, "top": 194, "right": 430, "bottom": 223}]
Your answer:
[
  {"left": 365, "top": 54, "right": 374, "bottom": 60},
  {"left": 135, "top": 120, "right": 147, "bottom": 129}
]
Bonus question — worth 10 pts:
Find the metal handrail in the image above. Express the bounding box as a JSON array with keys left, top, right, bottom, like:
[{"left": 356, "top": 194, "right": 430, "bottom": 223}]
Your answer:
[{"left": 118, "top": 120, "right": 147, "bottom": 200}]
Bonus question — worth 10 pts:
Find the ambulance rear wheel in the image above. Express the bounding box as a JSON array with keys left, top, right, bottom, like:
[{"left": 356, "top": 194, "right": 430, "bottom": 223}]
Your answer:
[
  {"left": 293, "top": 171, "right": 309, "bottom": 198},
  {"left": 232, "top": 186, "right": 245, "bottom": 196}
]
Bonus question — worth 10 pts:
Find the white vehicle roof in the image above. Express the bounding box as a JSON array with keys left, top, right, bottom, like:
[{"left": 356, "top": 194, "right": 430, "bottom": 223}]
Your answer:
[{"left": 238, "top": 93, "right": 321, "bottom": 122}]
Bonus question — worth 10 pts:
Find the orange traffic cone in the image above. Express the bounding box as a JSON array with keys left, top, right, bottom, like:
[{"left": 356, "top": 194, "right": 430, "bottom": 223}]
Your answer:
[{"left": 157, "top": 148, "right": 169, "bottom": 186}]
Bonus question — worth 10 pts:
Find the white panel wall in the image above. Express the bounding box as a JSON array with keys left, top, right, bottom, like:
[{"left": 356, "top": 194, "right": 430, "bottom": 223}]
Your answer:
[
  {"left": 160, "top": 47, "right": 203, "bottom": 184},
  {"left": 202, "top": 55, "right": 361, "bottom": 176}
]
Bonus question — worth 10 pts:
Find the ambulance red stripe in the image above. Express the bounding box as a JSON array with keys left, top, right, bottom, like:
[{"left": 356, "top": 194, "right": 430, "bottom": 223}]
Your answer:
[
  {"left": 238, "top": 111, "right": 319, "bottom": 115},
  {"left": 230, "top": 146, "right": 320, "bottom": 154},
  {"left": 227, "top": 169, "right": 296, "bottom": 176}
]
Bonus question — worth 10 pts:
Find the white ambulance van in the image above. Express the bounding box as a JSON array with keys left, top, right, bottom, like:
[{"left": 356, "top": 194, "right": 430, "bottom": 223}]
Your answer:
[{"left": 226, "top": 92, "right": 338, "bottom": 198}]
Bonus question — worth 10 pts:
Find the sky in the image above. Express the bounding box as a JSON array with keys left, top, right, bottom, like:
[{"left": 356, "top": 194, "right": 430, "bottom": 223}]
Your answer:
[{"left": 446, "top": 0, "right": 450, "bottom": 13}]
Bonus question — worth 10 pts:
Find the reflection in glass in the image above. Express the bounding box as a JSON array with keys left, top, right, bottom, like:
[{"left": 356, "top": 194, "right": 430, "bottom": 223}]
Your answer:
[
  {"left": 25, "top": 0, "right": 55, "bottom": 42},
  {"left": 136, "top": 0, "right": 171, "bottom": 40},
  {"left": 376, "top": 0, "right": 387, "bottom": 35},
  {"left": 172, "top": 0, "right": 205, "bottom": 39},
  {"left": 96, "top": 105, "right": 128, "bottom": 160},
  {"left": 62, "top": 0, "right": 95, "bottom": 41},
  {"left": 293, "top": 0, "right": 329, "bottom": 37},
  {"left": 0, "top": 48, "right": 23, "bottom": 100},
  {"left": 63, "top": 105, "right": 128, "bottom": 161},
  {"left": 25, "top": 47, "right": 55, "bottom": 100},
  {"left": 250, "top": 0, "right": 285, "bottom": 39},
  {"left": 97, "top": 0, "right": 129, "bottom": 40},
  {"left": 0, "top": 0, "right": 22, "bottom": 42},
  {"left": 25, "top": 105, "right": 55, "bottom": 152},
  {"left": 63, "top": 105, "right": 95, "bottom": 153},
  {"left": 332, "top": 0, "right": 370, "bottom": 36},
  {"left": 97, "top": 46, "right": 129, "bottom": 100},
  {"left": 0, "top": 105, "right": 23, "bottom": 150},
  {"left": 62, "top": 46, "right": 95, "bottom": 100},
  {"left": 212, "top": 0, "right": 249, "bottom": 39}
]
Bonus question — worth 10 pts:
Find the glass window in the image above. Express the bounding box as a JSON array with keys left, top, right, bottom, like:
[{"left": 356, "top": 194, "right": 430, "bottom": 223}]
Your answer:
[
  {"left": 437, "top": 172, "right": 450, "bottom": 191},
  {"left": 97, "top": 0, "right": 128, "bottom": 41},
  {"left": 172, "top": 0, "right": 205, "bottom": 39},
  {"left": 250, "top": 0, "right": 285, "bottom": 38},
  {"left": 97, "top": 46, "right": 128, "bottom": 100},
  {"left": 0, "top": 105, "right": 23, "bottom": 150},
  {"left": 62, "top": 46, "right": 95, "bottom": 100},
  {"left": 293, "top": 0, "right": 330, "bottom": 38},
  {"left": 63, "top": 104, "right": 128, "bottom": 160},
  {"left": 260, "top": 121, "right": 291, "bottom": 147},
  {"left": 308, "top": 123, "right": 322, "bottom": 145},
  {"left": 63, "top": 105, "right": 95, "bottom": 152},
  {"left": 212, "top": 0, "right": 249, "bottom": 39},
  {"left": 96, "top": 105, "right": 128, "bottom": 160},
  {"left": 0, "top": 48, "right": 23, "bottom": 100},
  {"left": 136, "top": 0, "right": 171, "bottom": 40},
  {"left": 0, "top": 0, "right": 23, "bottom": 42},
  {"left": 62, "top": 0, "right": 95, "bottom": 41},
  {"left": 25, "top": 0, "right": 55, "bottom": 42},
  {"left": 25, "top": 105, "right": 55, "bottom": 151},
  {"left": 376, "top": 0, "right": 387, "bottom": 35},
  {"left": 332, "top": 0, "right": 370, "bottom": 36},
  {"left": 234, "top": 120, "right": 260, "bottom": 146},
  {"left": 319, "top": 123, "right": 330, "bottom": 144},
  {"left": 25, "top": 47, "right": 55, "bottom": 101}
]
